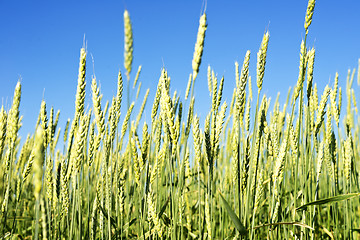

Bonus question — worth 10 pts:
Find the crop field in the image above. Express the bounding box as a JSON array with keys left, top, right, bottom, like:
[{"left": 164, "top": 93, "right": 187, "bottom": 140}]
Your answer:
[{"left": 1, "top": 0, "right": 360, "bottom": 239}]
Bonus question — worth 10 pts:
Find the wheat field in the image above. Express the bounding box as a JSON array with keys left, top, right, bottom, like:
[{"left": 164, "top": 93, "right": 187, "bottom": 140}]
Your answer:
[{"left": 1, "top": 0, "right": 360, "bottom": 239}]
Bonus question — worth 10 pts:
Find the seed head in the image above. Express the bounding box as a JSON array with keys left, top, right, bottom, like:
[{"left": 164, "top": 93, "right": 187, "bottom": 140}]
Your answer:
[
  {"left": 257, "top": 32, "right": 269, "bottom": 91},
  {"left": 304, "top": 0, "right": 316, "bottom": 34},
  {"left": 75, "top": 48, "right": 86, "bottom": 118},
  {"left": 192, "top": 13, "right": 207, "bottom": 80},
  {"left": 124, "top": 10, "right": 133, "bottom": 79}
]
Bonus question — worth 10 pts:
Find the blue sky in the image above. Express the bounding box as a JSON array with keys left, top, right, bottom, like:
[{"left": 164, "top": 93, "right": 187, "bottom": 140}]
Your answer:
[{"left": 1, "top": 1, "right": 359, "bottom": 139}]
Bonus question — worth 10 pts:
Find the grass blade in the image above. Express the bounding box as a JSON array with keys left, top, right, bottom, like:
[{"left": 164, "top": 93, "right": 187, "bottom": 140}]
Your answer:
[
  {"left": 296, "top": 193, "right": 360, "bottom": 211},
  {"left": 218, "top": 190, "right": 247, "bottom": 235},
  {"left": 252, "top": 222, "right": 314, "bottom": 231}
]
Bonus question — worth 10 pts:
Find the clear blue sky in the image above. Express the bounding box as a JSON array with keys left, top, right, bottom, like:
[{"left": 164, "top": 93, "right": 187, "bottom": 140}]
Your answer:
[{"left": 1, "top": 1, "right": 360, "bottom": 139}]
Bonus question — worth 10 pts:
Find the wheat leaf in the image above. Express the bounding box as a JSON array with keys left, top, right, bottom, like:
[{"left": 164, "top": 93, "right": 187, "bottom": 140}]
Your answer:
[
  {"left": 218, "top": 190, "right": 247, "bottom": 235},
  {"left": 296, "top": 193, "right": 360, "bottom": 211}
]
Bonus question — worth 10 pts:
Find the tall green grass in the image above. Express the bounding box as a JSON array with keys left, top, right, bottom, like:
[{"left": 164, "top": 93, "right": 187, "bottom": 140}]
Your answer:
[{"left": 1, "top": 0, "right": 360, "bottom": 239}]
